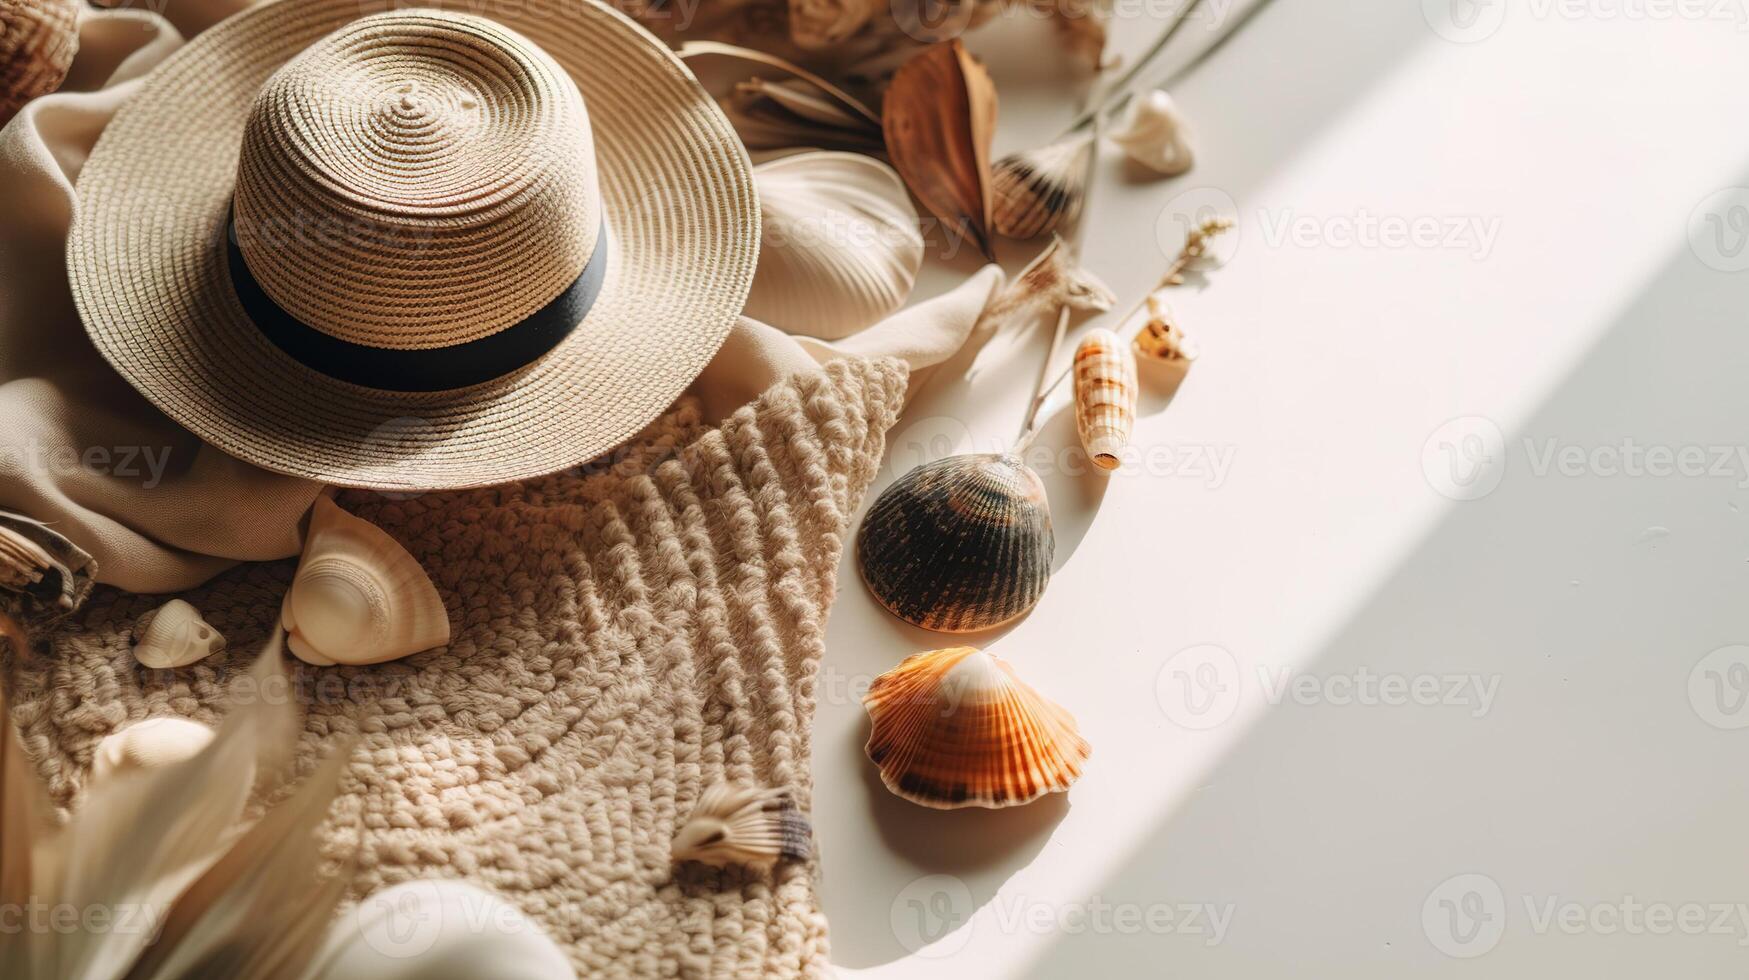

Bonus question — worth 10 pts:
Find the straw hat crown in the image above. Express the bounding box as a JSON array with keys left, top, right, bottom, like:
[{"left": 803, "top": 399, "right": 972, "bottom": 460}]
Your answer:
[{"left": 231, "top": 10, "right": 601, "bottom": 351}]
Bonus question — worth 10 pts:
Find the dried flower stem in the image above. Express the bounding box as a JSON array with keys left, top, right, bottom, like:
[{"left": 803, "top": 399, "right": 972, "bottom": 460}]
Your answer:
[
  {"left": 1064, "top": 0, "right": 1207, "bottom": 135},
  {"left": 1015, "top": 304, "right": 1073, "bottom": 451},
  {"left": 1023, "top": 216, "right": 1232, "bottom": 423}
]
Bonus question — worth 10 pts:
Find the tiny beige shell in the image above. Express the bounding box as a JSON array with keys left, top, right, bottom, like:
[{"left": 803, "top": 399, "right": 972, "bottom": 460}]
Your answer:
[
  {"left": 1073, "top": 328, "right": 1139, "bottom": 471},
  {"left": 133, "top": 599, "right": 226, "bottom": 669},
  {"left": 672, "top": 782, "right": 812, "bottom": 868},
  {"left": 281, "top": 497, "right": 449, "bottom": 666}
]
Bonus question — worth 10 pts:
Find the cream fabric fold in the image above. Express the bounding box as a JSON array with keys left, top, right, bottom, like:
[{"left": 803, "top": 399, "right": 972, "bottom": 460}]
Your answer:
[{"left": 0, "top": 0, "right": 1002, "bottom": 595}]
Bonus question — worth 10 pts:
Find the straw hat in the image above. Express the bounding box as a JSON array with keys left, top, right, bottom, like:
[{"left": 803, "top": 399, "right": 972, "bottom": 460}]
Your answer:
[{"left": 68, "top": 0, "right": 759, "bottom": 490}]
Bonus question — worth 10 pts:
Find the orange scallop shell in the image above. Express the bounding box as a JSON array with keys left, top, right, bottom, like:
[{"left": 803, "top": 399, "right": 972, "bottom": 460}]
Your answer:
[{"left": 863, "top": 646, "right": 1090, "bottom": 809}]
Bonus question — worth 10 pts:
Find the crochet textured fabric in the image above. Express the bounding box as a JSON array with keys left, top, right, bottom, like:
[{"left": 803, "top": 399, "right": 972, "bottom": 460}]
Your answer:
[{"left": 4, "top": 357, "right": 907, "bottom": 978}]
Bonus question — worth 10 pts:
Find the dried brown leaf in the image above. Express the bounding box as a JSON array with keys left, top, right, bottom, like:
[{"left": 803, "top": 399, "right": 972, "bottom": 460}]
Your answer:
[{"left": 882, "top": 40, "right": 998, "bottom": 258}]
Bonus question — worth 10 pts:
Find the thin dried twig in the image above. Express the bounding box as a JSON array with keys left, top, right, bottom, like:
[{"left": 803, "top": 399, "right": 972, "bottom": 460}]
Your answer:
[{"left": 1024, "top": 216, "right": 1232, "bottom": 421}]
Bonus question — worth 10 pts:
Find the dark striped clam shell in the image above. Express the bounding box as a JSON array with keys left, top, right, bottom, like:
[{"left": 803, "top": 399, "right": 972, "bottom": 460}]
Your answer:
[{"left": 856, "top": 453, "right": 1054, "bottom": 632}]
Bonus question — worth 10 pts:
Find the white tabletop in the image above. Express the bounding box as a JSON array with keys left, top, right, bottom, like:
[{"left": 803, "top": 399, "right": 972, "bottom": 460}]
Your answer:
[{"left": 810, "top": 1, "right": 1749, "bottom": 975}]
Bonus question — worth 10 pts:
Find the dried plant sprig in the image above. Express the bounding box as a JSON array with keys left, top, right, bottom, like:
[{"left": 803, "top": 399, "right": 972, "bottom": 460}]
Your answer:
[
  {"left": 1023, "top": 215, "right": 1231, "bottom": 427},
  {"left": 1155, "top": 215, "right": 1234, "bottom": 288}
]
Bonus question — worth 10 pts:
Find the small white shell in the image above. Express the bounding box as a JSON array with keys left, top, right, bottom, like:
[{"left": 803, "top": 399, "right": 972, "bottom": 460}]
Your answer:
[
  {"left": 91, "top": 717, "right": 216, "bottom": 782},
  {"left": 672, "top": 782, "right": 812, "bottom": 868},
  {"left": 281, "top": 497, "right": 449, "bottom": 666},
  {"left": 745, "top": 151, "right": 924, "bottom": 340},
  {"left": 1111, "top": 89, "right": 1195, "bottom": 177},
  {"left": 133, "top": 599, "right": 226, "bottom": 669}
]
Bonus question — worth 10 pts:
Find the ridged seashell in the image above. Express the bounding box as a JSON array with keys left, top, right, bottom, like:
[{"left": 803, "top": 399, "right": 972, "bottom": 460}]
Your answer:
[
  {"left": 1134, "top": 290, "right": 1199, "bottom": 399},
  {"left": 0, "top": 0, "right": 80, "bottom": 126},
  {"left": 90, "top": 717, "right": 216, "bottom": 782},
  {"left": 857, "top": 453, "right": 1054, "bottom": 633},
  {"left": 133, "top": 599, "right": 226, "bottom": 669},
  {"left": 991, "top": 132, "right": 1095, "bottom": 240},
  {"left": 671, "top": 782, "right": 813, "bottom": 868},
  {"left": 745, "top": 151, "right": 924, "bottom": 340},
  {"left": 1073, "top": 328, "right": 1139, "bottom": 471},
  {"left": 1111, "top": 89, "right": 1195, "bottom": 177},
  {"left": 281, "top": 497, "right": 449, "bottom": 666},
  {"left": 863, "top": 646, "right": 1090, "bottom": 809},
  {"left": 0, "top": 509, "right": 95, "bottom": 617}
]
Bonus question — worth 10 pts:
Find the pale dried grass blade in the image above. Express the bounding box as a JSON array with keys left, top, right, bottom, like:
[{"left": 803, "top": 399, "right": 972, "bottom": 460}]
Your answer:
[
  {"left": 25, "top": 638, "right": 298, "bottom": 980},
  {"left": 121, "top": 743, "right": 357, "bottom": 980}
]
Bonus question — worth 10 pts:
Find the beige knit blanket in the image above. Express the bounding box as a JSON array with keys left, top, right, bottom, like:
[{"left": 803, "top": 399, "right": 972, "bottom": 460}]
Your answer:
[{"left": 3, "top": 357, "right": 907, "bottom": 979}]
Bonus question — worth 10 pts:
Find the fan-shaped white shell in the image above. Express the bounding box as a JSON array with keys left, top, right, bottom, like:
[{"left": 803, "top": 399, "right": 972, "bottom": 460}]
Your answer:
[
  {"left": 671, "top": 782, "right": 812, "bottom": 868},
  {"left": 1111, "top": 89, "right": 1195, "bottom": 176},
  {"left": 282, "top": 497, "right": 449, "bottom": 666},
  {"left": 745, "top": 151, "right": 923, "bottom": 340},
  {"left": 133, "top": 598, "right": 226, "bottom": 668},
  {"left": 91, "top": 717, "right": 218, "bottom": 782}
]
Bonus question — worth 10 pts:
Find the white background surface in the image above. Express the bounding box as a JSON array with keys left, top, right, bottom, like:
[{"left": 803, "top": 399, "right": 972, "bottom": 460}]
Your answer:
[{"left": 808, "top": 1, "right": 1749, "bottom": 975}]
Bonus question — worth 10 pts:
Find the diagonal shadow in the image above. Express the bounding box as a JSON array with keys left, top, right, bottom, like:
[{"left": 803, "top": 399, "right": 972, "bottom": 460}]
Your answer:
[
  {"left": 820, "top": 0, "right": 1440, "bottom": 968},
  {"left": 1017, "top": 230, "right": 1749, "bottom": 975}
]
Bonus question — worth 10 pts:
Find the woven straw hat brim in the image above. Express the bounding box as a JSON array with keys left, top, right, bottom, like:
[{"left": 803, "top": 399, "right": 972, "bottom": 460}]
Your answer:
[{"left": 68, "top": 0, "right": 758, "bottom": 491}]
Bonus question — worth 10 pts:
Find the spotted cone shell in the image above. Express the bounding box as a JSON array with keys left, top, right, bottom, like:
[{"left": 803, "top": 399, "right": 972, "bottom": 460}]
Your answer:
[
  {"left": 1073, "top": 327, "right": 1138, "bottom": 471},
  {"left": 857, "top": 453, "right": 1053, "bottom": 633},
  {"left": 0, "top": 0, "right": 79, "bottom": 126},
  {"left": 863, "top": 646, "right": 1090, "bottom": 809}
]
